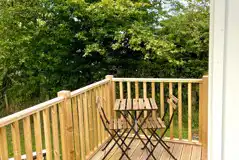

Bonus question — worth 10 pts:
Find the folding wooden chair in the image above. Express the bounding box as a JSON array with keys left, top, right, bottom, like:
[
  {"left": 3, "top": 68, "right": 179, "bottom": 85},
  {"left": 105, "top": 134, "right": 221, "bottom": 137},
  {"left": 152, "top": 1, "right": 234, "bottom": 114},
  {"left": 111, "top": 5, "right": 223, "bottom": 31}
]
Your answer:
[
  {"left": 141, "top": 94, "right": 179, "bottom": 160},
  {"left": 96, "top": 97, "right": 131, "bottom": 160}
]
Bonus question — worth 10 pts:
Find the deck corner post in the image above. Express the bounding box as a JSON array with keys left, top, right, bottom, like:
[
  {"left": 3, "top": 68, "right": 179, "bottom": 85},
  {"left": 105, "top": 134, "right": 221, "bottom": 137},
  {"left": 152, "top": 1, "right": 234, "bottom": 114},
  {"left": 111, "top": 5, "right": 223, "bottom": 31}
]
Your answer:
[
  {"left": 105, "top": 75, "right": 114, "bottom": 119},
  {"left": 57, "top": 90, "right": 74, "bottom": 160},
  {"left": 201, "top": 75, "right": 208, "bottom": 160}
]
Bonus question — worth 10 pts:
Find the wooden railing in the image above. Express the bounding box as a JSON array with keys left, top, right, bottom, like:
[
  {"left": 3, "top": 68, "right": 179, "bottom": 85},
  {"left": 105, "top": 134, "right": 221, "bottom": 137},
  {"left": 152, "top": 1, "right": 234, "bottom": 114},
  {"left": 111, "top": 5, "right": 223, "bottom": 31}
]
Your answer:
[
  {"left": 0, "top": 75, "right": 208, "bottom": 160},
  {"left": 112, "top": 76, "right": 208, "bottom": 159}
]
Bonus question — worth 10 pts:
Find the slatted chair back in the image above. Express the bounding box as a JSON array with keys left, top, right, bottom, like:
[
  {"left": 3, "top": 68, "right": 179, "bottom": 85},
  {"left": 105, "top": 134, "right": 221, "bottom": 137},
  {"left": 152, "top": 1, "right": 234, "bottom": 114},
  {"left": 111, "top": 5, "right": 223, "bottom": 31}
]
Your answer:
[
  {"left": 167, "top": 94, "right": 178, "bottom": 110},
  {"left": 96, "top": 97, "right": 109, "bottom": 129}
]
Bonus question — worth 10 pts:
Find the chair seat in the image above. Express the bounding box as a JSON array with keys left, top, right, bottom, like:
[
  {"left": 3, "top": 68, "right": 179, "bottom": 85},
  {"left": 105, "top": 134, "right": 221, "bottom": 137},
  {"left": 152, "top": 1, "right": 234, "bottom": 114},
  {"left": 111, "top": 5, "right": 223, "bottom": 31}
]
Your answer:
[
  {"left": 141, "top": 118, "right": 166, "bottom": 129},
  {"left": 107, "top": 119, "right": 130, "bottom": 130}
]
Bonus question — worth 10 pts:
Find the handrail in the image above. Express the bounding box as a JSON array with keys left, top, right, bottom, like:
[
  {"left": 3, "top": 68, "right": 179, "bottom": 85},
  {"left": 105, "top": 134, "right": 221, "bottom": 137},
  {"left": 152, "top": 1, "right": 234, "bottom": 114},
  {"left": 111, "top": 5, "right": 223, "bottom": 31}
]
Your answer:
[
  {"left": 112, "top": 78, "right": 202, "bottom": 83},
  {"left": 0, "top": 97, "right": 64, "bottom": 127},
  {"left": 71, "top": 79, "right": 110, "bottom": 97}
]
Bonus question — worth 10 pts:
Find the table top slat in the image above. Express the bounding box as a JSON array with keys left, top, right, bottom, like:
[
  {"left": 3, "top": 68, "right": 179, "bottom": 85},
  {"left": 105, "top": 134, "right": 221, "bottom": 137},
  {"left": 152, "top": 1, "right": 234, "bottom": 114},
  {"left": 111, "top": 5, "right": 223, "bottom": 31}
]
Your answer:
[
  {"left": 114, "top": 99, "right": 121, "bottom": 110},
  {"left": 133, "top": 99, "right": 139, "bottom": 110},
  {"left": 144, "top": 98, "right": 151, "bottom": 110},
  {"left": 139, "top": 99, "right": 144, "bottom": 110},
  {"left": 127, "top": 99, "right": 132, "bottom": 110},
  {"left": 120, "top": 99, "right": 126, "bottom": 110},
  {"left": 149, "top": 98, "right": 158, "bottom": 110}
]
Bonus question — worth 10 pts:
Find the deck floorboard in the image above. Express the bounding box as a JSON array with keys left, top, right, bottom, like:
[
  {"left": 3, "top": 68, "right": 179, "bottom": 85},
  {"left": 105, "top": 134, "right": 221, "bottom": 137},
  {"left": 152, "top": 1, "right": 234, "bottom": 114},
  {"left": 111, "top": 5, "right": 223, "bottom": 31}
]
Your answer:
[{"left": 90, "top": 139, "right": 201, "bottom": 160}]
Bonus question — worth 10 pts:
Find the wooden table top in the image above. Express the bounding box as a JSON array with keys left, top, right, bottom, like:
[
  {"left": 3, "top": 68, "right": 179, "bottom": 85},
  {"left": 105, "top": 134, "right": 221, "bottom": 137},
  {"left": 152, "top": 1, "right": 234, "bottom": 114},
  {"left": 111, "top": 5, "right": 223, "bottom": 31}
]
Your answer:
[{"left": 114, "top": 98, "right": 158, "bottom": 111}]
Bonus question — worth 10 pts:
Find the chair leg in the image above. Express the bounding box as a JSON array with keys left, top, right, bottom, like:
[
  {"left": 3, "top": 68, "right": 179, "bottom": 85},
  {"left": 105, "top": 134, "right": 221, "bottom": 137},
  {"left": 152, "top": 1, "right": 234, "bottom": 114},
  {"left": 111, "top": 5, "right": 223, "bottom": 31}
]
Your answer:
[{"left": 145, "top": 129, "right": 177, "bottom": 160}]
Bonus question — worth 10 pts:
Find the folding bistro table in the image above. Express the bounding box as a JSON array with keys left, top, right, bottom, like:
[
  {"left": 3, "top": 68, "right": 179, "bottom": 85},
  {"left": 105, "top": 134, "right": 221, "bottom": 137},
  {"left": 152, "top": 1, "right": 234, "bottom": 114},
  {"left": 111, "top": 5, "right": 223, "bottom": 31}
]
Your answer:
[{"left": 114, "top": 98, "right": 160, "bottom": 160}]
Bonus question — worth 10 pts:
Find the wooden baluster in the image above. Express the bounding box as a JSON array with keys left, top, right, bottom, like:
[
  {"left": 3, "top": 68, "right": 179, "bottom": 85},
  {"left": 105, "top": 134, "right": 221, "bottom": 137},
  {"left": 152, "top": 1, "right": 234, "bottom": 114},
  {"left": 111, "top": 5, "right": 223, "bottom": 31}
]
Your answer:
[
  {"left": 58, "top": 91, "right": 74, "bottom": 159},
  {"left": 169, "top": 82, "right": 174, "bottom": 140},
  {"left": 88, "top": 90, "right": 94, "bottom": 151},
  {"left": 199, "top": 82, "right": 203, "bottom": 142},
  {"left": 83, "top": 92, "right": 90, "bottom": 155},
  {"left": 23, "top": 117, "right": 33, "bottom": 160},
  {"left": 95, "top": 87, "right": 102, "bottom": 145},
  {"left": 77, "top": 95, "right": 86, "bottom": 160},
  {"left": 92, "top": 89, "right": 98, "bottom": 150},
  {"left": 151, "top": 82, "right": 156, "bottom": 118},
  {"left": 51, "top": 105, "right": 60, "bottom": 160},
  {"left": 58, "top": 101, "right": 67, "bottom": 160},
  {"left": 33, "top": 112, "right": 43, "bottom": 160},
  {"left": 188, "top": 83, "right": 192, "bottom": 141},
  {"left": 102, "top": 85, "right": 107, "bottom": 140},
  {"left": 119, "top": 81, "right": 123, "bottom": 100},
  {"left": 0, "top": 127, "right": 8, "bottom": 160},
  {"left": 178, "top": 82, "right": 183, "bottom": 140},
  {"left": 43, "top": 108, "right": 52, "bottom": 160},
  {"left": 143, "top": 82, "right": 148, "bottom": 134},
  {"left": 127, "top": 82, "right": 131, "bottom": 99},
  {"left": 135, "top": 81, "right": 139, "bottom": 99},
  {"left": 112, "top": 81, "right": 116, "bottom": 118},
  {"left": 106, "top": 75, "right": 113, "bottom": 119},
  {"left": 72, "top": 97, "right": 81, "bottom": 159},
  {"left": 201, "top": 75, "right": 208, "bottom": 160},
  {"left": 160, "top": 82, "right": 164, "bottom": 118},
  {"left": 99, "top": 86, "right": 105, "bottom": 143}
]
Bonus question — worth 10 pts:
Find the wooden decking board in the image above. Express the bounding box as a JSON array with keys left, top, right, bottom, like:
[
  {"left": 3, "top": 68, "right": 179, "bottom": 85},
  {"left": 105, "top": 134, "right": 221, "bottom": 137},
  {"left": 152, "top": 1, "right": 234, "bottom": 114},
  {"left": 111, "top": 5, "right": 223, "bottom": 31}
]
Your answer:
[
  {"left": 149, "top": 143, "right": 164, "bottom": 160},
  {"left": 180, "top": 144, "right": 192, "bottom": 160},
  {"left": 90, "top": 139, "right": 201, "bottom": 160},
  {"left": 160, "top": 143, "right": 175, "bottom": 160},
  {"left": 170, "top": 143, "right": 183, "bottom": 160},
  {"left": 191, "top": 145, "right": 202, "bottom": 160}
]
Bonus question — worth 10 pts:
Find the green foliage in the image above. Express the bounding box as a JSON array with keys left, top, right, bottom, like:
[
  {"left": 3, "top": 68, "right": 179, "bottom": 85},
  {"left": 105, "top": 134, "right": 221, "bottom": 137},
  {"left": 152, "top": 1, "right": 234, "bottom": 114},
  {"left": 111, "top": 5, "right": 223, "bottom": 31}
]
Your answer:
[{"left": 0, "top": 0, "right": 209, "bottom": 113}]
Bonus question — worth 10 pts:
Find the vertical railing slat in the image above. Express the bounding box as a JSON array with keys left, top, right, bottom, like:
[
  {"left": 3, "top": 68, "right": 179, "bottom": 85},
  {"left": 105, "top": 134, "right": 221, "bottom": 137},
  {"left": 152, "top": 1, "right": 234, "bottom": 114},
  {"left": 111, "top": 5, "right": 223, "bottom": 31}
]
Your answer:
[
  {"left": 11, "top": 121, "right": 21, "bottom": 160},
  {"left": 33, "top": 112, "right": 43, "bottom": 160},
  {"left": 23, "top": 116, "right": 33, "bottom": 160},
  {"left": 99, "top": 86, "right": 105, "bottom": 143},
  {"left": 72, "top": 97, "right": 81, "bottom": 159},
  {"left": 169, "top": 82, "right": 174, "bottom": 139},
  {"left": 106, "top": 82, "right": 111, "bottom": 121},
  {"left": 83, "top": 92, "right": 90, "bottom": 155},
  {"left": 88, "top": 91, "right": 94, "bottom": 151},
  {"left": 135, "top": 81, "right": 139, "bottom": 99},
  {"left": 160, "top": 82, "right": 164, "bottom": 118},
  {"left": 119, "top": 81, "right": 123, "bottom": 99},
  {"left": 178, "top": 82, "right": 183, "bottom": 140},
  {"left": 43, "top": 108, "right": 52, "bottom": 160},
  {"left": 112, "top": 81, "right": 116, "bottom": 118},
  {"left": 151, "top": 82, "right": 156, "bottom": 118},
  {"left": 51, "top": 105, "right": 60, "bottom": 160},
  {"left": 92, "top": 89, "right": 98, "bottom": 150},
  {"left": 0, "top": 127, "right": 8, "bottom": 160},
  {"left": 188, "top": 82, "right": 192, "bottom": 141},
  {"left": 58, "top": 101, "right": 67, "bottom": 160},
  {"left": 199, "top": 82, "right": 203, "bottom": 142},
  {"left": 58, "top": 91, "right": 74, "bottom": 159},
  {"left": 102, "top": 85, "right": 107, "bottom": 139},
  {"left": 127, "top": 82, "right": 131, "bottom": 99},
  {"left": 77, "top": 95, "right": 86, "bottom": 160}
]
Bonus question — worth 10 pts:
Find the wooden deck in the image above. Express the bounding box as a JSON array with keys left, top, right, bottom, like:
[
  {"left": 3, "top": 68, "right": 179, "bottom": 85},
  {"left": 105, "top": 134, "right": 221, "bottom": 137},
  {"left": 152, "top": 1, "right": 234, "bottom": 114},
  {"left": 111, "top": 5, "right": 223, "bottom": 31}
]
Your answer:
[{"left": 91, "top": 139, "right": 202, "bottom": 160}]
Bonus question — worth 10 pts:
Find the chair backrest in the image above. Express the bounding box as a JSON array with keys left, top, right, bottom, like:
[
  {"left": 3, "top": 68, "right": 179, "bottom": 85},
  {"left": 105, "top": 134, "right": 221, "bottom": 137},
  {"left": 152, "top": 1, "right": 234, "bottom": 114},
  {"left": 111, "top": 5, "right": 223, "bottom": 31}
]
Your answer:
[
  {"left": 96, "top": 97, "right": 109, "bottom": 128},
  {"left": 167, "top": 94, "right": 178, "bottom": 110}
]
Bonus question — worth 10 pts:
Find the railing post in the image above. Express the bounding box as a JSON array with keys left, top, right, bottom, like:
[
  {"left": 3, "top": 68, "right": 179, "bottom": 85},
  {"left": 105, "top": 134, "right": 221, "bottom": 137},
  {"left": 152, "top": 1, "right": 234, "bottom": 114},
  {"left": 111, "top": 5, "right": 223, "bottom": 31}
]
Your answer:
[
  {"left": 105, "top": 75, "right": 114, "bottom": 119},
  {"left": 57, "top": 90, "right": 74, "bottom": 160},
  {"left": 200, "top": 75, "right": 208, "bottom": 160}
]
